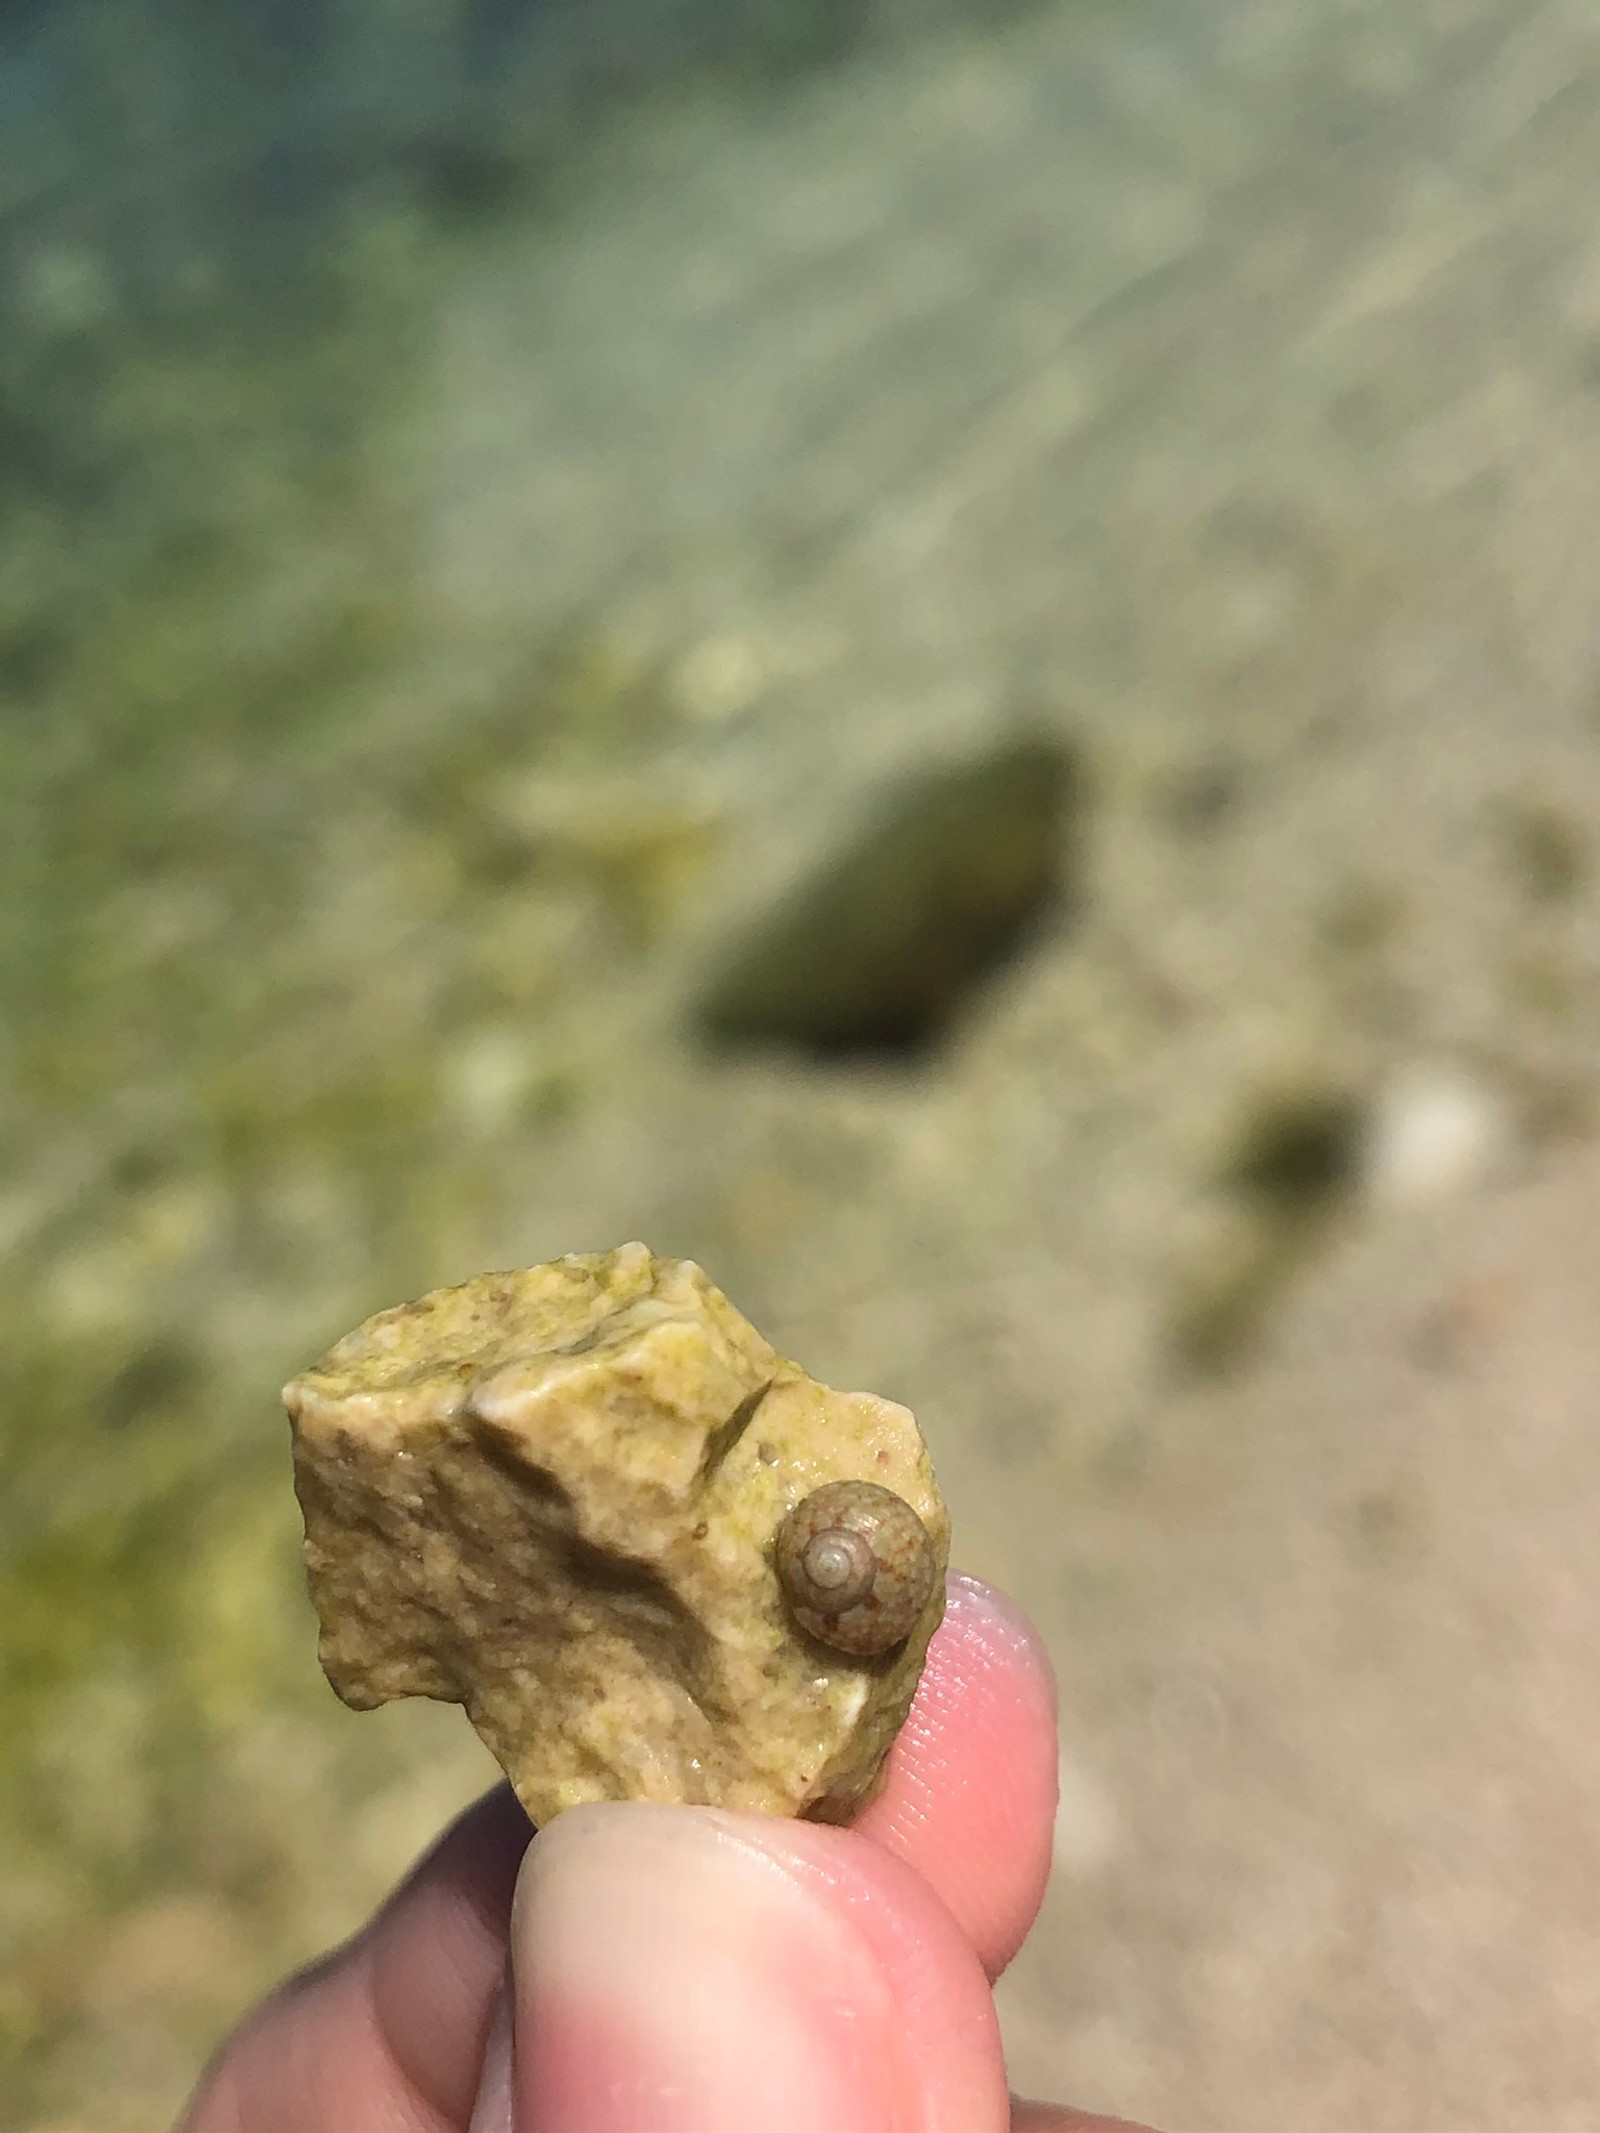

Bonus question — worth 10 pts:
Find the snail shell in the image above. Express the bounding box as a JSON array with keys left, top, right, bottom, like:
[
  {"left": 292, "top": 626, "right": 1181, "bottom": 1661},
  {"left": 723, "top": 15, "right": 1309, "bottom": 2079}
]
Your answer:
[{"left": 774, "top": 1479, "right": 937, "bottom": 1656}]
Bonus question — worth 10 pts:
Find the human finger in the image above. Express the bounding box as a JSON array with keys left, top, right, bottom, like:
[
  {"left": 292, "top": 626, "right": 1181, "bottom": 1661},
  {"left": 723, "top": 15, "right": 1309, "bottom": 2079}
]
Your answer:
[
  {"left": 854, "top": 1571, "right": 1059, "bottom": 1978},
  {"left": 180, "top": 1782, "right": 530, "bottom": 2132},
  {"left": 183, "top": 1571, "right": 1059, "bottom": 2130},
  {"left": 507, "top": 1800, "right": 1010, "bottom": 2133},
  {"left": 1011, "top": 2102, "right": 1157, "bottom": 2132}
]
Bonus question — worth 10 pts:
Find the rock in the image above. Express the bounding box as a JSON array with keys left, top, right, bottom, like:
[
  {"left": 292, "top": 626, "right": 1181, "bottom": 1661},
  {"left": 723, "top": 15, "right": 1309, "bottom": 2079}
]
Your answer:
[
  {"left": 284, "top": 1244, "right": 948, "bottom": 1824},
  {"left": 1362, "top": 1064, "right": 1505, "bottom": 1207},
  {"left": 694, "top": 733, "right": 1075, "bottom": 1054}
]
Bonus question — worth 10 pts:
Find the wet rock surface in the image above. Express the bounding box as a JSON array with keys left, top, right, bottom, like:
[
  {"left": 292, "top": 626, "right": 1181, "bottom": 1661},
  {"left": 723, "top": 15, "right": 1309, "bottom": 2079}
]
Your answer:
[{"left": 285, "top": 1245, "right": 947, "bottom": 1823}]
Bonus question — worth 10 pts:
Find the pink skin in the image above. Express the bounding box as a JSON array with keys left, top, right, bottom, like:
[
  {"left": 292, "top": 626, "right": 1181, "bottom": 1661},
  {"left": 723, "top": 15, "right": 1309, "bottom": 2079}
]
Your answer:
[{"left": 182, "top": 1575, "right": 1154, "bottom": 2133}]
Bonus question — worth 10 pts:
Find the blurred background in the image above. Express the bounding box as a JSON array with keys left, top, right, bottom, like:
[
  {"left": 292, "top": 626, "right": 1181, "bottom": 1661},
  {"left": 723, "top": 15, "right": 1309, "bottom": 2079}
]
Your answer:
[{"left": 6, "top": 0, "right": 1600, "bottom": 2125}]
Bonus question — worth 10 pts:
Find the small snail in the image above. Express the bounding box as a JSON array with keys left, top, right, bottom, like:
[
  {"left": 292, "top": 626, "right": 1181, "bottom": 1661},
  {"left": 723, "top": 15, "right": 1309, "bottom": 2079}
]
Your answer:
[{"left": 774, "top": 1479, "right": 937, "bottom": 1655}]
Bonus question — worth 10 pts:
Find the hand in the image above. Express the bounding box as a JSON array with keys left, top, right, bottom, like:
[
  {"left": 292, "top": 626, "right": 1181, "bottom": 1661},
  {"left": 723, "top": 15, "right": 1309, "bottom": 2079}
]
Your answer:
[{"left": 181, "top": 1574, "right": 1153, "bottom": 2132}]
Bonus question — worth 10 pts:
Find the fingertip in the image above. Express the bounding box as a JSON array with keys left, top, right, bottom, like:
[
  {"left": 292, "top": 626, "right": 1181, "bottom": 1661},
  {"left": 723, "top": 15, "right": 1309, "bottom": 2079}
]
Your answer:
[
  {"left": 508, "top": 1803, "right": 1008, "bottom": 2133},
  {"left": 856, "top": 1573, "right": 1060, "bottom": 1978}
]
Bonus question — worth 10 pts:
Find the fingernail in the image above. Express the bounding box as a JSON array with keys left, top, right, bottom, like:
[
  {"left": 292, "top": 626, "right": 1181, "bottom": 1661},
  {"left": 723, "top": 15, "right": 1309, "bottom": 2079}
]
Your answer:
[
  {"left": 508, "top": 1804, "right": 911, "bottom": 2133},
  {"left": 467, "top": 1981, "right": 513, "bottom": 2133}
]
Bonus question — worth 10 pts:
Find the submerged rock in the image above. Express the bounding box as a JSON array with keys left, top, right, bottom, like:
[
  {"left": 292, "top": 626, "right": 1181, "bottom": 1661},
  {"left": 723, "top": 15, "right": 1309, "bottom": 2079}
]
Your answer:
[
  {"left": 284, "top": 1244, "right": 948, "bottom": 1824},
  {"left": 695, "top": 732, "right": 1075, "bottom": 1054}
]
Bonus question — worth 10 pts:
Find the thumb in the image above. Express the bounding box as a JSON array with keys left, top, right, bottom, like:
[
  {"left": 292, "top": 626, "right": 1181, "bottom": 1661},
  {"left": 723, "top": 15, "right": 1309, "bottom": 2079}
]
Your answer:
[{"left": 480, "top": 1801, "right": 1010, "bottom": 2133}]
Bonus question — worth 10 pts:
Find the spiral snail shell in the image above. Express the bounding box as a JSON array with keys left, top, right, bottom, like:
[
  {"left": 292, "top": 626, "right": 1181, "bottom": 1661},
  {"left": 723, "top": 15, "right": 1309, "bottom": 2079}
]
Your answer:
[{"left": 774, "top": 1479, "right": 937, "bottom": 1656}]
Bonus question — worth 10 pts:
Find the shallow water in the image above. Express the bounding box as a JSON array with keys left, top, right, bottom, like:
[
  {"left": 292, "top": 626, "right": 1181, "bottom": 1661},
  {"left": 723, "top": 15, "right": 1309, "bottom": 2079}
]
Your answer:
[{"left": 7, "top": 2, "right": 1600, "bottom": 2126}]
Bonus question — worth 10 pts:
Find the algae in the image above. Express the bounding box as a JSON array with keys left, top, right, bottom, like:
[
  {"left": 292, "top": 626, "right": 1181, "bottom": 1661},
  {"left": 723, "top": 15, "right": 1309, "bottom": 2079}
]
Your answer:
[{"left": 0, "top": 332, "right": 685, "bottom": 2121}]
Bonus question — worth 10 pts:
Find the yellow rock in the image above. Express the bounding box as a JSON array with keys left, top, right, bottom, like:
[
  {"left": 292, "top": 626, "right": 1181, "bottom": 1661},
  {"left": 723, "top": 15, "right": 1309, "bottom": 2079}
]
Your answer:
[{"left": 284, "top": 1243, "right": 948, "bottom": 1824}]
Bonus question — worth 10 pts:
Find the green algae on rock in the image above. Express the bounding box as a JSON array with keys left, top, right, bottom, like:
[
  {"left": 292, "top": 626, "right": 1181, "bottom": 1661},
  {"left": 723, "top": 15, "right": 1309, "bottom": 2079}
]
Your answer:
[{"left": 283, "top": 1244, "right": 948, "bottom": 1824}]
